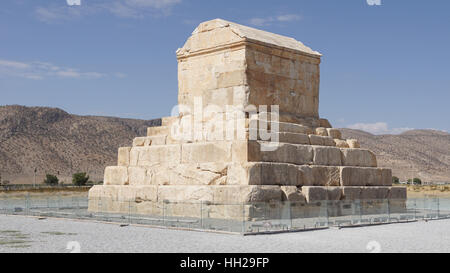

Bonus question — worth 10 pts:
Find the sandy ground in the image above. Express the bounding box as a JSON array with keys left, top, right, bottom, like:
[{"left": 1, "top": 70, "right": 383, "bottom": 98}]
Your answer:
[
  {"left": 0, "top": 190, "right": 89, "bottom": 199},
  {"left": 0, "top": 214, "right": 449, "bottom": 253},
  {"left": 405, "top": 185, "right": 450, "bottom": 198}
]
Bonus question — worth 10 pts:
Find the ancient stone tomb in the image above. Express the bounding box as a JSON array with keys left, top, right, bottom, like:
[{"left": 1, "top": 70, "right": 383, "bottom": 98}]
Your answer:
[{"left": 88, "top": 19, "right": 406, "bottom": 218}]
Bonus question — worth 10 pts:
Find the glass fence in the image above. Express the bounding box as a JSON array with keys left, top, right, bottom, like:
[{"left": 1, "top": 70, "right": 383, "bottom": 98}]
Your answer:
[{"left": 1, "top": 195, "right": 449, "bottom": 234}]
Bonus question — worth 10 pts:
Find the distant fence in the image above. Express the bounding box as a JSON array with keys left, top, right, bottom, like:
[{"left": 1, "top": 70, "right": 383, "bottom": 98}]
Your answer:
[
  {"left": 0, "top": 184, "right": 92, "bottom": 191},
  {"left": 1, "top": 194, "right": 449, "bottom": 235}
]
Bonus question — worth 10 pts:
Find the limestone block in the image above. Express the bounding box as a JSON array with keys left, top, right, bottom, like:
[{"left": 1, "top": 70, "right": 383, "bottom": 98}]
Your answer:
[
  {"left": 104, "top": 166, "right": 128, "bottom": 185},
  {"left": 340, "top": 148, "right": 377, "bottom": 167},
  {"left": 301, "top": 186, "right": 342, "bottom": 202},
  {"left": 117, "top": 186, "right": 138, "bottom": 202},
  {"left": 231, "top": 141, "right": 248, "bottom": 162},
  {"left": 158, "top": 185, "right": 214, "bottom": 202},
  {"left": 248, "top": 141, "right": 313, "bottom": 165},
  {"left": 147, "top": 126, "right": 168, "bottom": 136},
  {"left": 241, "top": 185, "right": 283, "bottom": 203},
  {"left": 212, "top": 185, "right": 283, "bottom": 204},
  {"left": 360, "top": 187, "right": 390, "bottom": 200},
  {"left": 281, "top": 186, "right": 306, "bottom": 202},
  {"left": 306, "top": 166, "right": 340, "bottom": 186},
  {"left": 133, "top": 135, "right": 167, "bottom": 147},
  {"left": 147, "top": 163, "right": 227, "bottom": 186},
  {"left": 213, "top": 186, "right": 246, "bottom": 204},
  {"left": 149, "top": 135, "right": 167, "bottom": 146},
  {"left": 133, "top": 137, "right": 147, "bottom": 147},
  {"left": 309, "top": 134, "right": 333, "bottom": 146},
  {"left": 182, "top": 142, "right": 232, "bottom": 163},
  {"left": 250, "top": 129, "right": 310, "bottom": 145},
  {"left": 226, "top": 163, "right": 253, "bottom": 185},
  {"left": 327, "top": 187, "right": 343, "bottom": 200},
  {"left": 88, "top": 185, "right": 121, "bottom": 212},
  {"left": 380, "top": 168, "right": 393, "bottom": 186},
  {"left": 161, "top": 116, "right": 179, "bottom": 127},
  {"left": 275, "top": 121, "right": 313, "bottom": 135},
  {"left": 309, "top": 134, "right": 323, "bottom": 146},
  {"left": 315, "top": 127, "right": 329, "bottom": 136},
  {"left": 323, "top": 136, "right": 336, "bottom": 147},
  {"left": 278, "top": 132, "right": 310, "bottom": 145},
  {"left": 346, "top": 139, "right": 360, "bottom": 148},
  {"left": 389, "top": 187, "right": 407, "bottom": 200},
  {"left": 118, "top": 147, "right": 131, "bottom": 166},
  {"left": 312, "top": 146, "right": 342, "bottom": 166},
  {"left": 340, "top": 167, "right": 391, "bottom": 186},
  {"left": 341, "top": 187, "right": 362, "bottom": 200},
  {"left": 334, "top": 139, "right": 350, "bottom": 148},
  {"left": 228, "top": 162, "right": 302, "bottom": 186},
  {"left": 259, "top": 162, "right": 301, "bottom": 186},
  {"left": 133, "top": 186, "right": 158, "bottom": 202},
  {"left": 87, "top": 185, "right": 106, "bottom": 199},
  {"left": 128, "top": 166, "right": 152, "bottom": 185},
  {"left": 301, "top": 187, "right": 326, "bottom": 202},
  {"left": 319, "top": 118, "right": 332, "bottom": 128},
  {"left": 216, "top": 70, "right": 247, "bottom": 89},
  {"left": 131, "top": 145, "right": 181, "bottom": 166},
  {"left": 171, "top": 163, "right": 226, "bottom": 185},
  {"left": 327, "top": 128, "right": 342, "bottom": 139}
]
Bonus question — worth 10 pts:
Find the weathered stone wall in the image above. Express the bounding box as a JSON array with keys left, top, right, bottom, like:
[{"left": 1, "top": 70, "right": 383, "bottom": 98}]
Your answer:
[{"left": 88, "top": 18, "right": 406, "bottom": 220}]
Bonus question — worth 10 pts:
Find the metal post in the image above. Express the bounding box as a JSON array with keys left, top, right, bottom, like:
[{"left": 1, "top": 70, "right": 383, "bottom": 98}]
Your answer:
[
  {"left": 289, "top": 201, "right": 292, "bottom": 230},
  {"left": 387, "top": 199, "right": 391, "bottom": 223},
  {"left": 359, "top": 200, "right": 362, "bottom": 224},
  {"left": 437, "top": 197, "right": 440, "bottom": 219},
  {"left": 128, "top": 200, "right": 131, "bottom": 224},
  {"left": 242, "top": 203, "right": 245, "bottom": 234},
  {"left": 163, "top": 201, "right": 166, "bottom": 226},
  {"left": 200, "top": 201, "right": 203, "bottom": 229},
  {"left": 414, "top": 199, "right": 417, "bottom": 220}
]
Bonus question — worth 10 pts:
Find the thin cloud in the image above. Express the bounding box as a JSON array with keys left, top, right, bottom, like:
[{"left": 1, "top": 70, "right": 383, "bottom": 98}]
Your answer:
[
  {"left": 346, "top": 122, "right": 414, "bottom": 135},
  {"left": 0, "top": 59, "right": 121, "bottom": 80},
  {"left": 248, "top": 14, "right": 302, "bottom": 27},
  {"left": 35, "top": 0, "right": 182, "bottom": 22}
]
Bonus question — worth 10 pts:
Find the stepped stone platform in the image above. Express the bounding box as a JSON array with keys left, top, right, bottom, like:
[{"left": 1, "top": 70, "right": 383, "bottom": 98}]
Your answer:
[{"left": 88, "top": 19, "right": 406, "bottom": 219}]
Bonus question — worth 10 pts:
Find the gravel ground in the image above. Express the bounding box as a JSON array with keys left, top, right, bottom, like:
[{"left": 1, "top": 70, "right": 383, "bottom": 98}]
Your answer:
[{"left": 0, "top": 214, "right": 449, "bottom": 253}]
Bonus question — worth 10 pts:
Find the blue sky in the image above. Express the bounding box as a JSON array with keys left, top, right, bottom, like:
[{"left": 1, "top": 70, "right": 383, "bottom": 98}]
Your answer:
[{"left": 1, "top": 0, "right": 449, "bottom": 134}]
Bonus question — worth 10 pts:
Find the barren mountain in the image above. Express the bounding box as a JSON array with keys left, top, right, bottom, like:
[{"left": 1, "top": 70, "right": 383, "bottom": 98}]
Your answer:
[
  {"left": 0, "top": 105, "right": 448, "bottom": 184},
  {"left": 0, "top": 105, "right": 160, "bottom": 184},
  {"left": 340, "top": 128, "right": 450, "bottom": 183}
]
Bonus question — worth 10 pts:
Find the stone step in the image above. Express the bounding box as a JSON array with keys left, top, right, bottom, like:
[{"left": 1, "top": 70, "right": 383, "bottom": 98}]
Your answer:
[
  {"left": 147, "top": 126, "right": 169, "bottom": 136},
  {"left": 117, "top": 140, "right": 378, "bottom": 167},
  {"left": 248, "top": 141, "right": 377, "bottom": 167},
  {"left": 89, "top": 184, "right": 284, "bottom": 204},
  {"left": 105, "top": 160, "right": 391, "bottom": 188},
  {"left": 249, "top": 129, "right": 336, "bottom": 147},
  {"left": 132, "top": 135, "right": 167, "bottom": 147},
  {"left": 89, "top": 184, "right": 406, "bottom": 206},
  {"left": 254, "top": 120, "right": 314, "bottom": 135},
  {"left": 302, "top": 186, "right": 406, "bottom": 202}
]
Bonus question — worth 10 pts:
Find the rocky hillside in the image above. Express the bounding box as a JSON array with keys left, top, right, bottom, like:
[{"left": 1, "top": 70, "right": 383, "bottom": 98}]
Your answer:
[
  {"left": 0, "top": 105, "right": 448, "bottom": 184},
  {"left": 340, "top": 128, "right": 450, "bottom": 183},
  {"left": 0, "top": 105, "right": 160, "bottom": 184}
]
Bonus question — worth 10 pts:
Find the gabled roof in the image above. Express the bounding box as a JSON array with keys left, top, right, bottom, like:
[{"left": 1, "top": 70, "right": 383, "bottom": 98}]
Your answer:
[{"left": 177, "top": 18, "right": 321, "bottom": 58}]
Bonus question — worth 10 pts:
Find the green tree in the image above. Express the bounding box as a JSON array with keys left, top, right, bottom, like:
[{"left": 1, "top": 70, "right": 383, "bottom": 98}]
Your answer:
[
  {"left": 72, "top": 172, "right": 89, "bottom": 186},
  {"left": 407, "top": 178, "right": 422, "bottom": 185},
  {"left": 392, "top": 176, "right": 400, "bottom": 184},
  {"left": 44, "top": 174, "right": 59, "bottom": 185}
]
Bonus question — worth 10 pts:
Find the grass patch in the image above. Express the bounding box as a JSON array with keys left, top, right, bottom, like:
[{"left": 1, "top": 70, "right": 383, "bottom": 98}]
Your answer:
[
  {"left": 0, "top": 230, "right": 21, "bottom": 234},
  {"left": 0, "top": 230, "right": 32, "bottom": 248},
  {"left": 41, "top": 231, "right": 77, "bottom": 236}
]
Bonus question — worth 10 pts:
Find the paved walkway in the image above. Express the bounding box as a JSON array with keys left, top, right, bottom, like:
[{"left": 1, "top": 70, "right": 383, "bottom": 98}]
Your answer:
[{"left": 0, "top": 215, "right": 449, "bottom": 253}]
